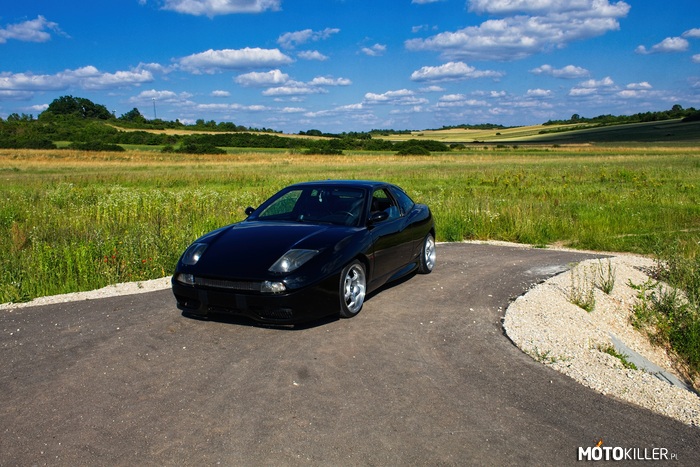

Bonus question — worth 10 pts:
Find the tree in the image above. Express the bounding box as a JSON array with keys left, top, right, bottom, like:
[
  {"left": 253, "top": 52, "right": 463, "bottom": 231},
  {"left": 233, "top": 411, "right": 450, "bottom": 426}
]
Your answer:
[
  {"left": 119, "top": 108, "right": 146, "bottom": 123},
  {"left": 42, "top": 95, "right": 113, "bottom": 120}
]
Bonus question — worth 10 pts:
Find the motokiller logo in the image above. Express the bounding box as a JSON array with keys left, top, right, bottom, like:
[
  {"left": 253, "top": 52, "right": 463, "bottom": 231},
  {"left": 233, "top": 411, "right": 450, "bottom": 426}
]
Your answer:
[{"left": 578, "top": 439, "right": 678, "bottom": 461}]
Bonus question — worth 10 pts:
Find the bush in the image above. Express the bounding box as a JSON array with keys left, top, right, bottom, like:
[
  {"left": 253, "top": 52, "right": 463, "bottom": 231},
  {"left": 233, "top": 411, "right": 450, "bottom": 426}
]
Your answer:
[
  {"left": 396, "top": 145, "right": 430, "bottom": 156},
  {"left": 68, "top": 141, "right": 125, "bottom": 152}
]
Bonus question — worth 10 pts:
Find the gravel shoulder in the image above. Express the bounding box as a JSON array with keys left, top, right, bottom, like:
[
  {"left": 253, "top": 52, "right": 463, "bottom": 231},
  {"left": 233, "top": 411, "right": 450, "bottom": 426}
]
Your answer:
[
  {"left": 3, "top": 242, "right": 698, "bottom": 427},
  {"left": 504, "top": 250, "right": 700, "bottom": 427}
]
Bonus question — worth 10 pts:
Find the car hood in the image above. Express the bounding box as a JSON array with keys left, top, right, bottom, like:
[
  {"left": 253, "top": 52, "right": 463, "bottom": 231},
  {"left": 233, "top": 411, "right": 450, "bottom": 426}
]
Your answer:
[{"left": 189, "top": 220, "right": 357, "bottom": 279}]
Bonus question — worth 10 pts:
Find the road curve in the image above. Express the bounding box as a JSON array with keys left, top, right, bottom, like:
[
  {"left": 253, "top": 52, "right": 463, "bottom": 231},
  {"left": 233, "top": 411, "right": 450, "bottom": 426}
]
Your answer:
[{"left": 1, "top": 243, "right": 698, "bottom": 465}]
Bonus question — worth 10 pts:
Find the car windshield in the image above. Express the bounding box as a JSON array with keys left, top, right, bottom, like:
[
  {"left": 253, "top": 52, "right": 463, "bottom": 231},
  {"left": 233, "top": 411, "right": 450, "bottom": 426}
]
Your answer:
[{"left": 256, "top": 187, "right": 366, "bottom": 227}]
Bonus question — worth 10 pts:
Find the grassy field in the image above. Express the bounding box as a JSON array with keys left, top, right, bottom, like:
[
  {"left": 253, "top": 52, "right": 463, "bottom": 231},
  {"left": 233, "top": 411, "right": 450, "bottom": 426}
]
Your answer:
[
  {"left": 382, "top": 119, "right": 700, "bottom": 144},
  {"left": 4, "top": 144, "right": 698, "bottom": 380},
  {"left": 1, "top": 146, "right": 698, "bottom": 304}
]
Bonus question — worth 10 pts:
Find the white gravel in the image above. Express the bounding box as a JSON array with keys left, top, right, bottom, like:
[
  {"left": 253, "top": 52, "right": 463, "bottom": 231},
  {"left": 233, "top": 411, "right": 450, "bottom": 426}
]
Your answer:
[
  {"left": 2, "top": 244, "right": 698, "bottom": 427},
  {"left": 504, "top": 251, "right": 700, "bottom": 427}
]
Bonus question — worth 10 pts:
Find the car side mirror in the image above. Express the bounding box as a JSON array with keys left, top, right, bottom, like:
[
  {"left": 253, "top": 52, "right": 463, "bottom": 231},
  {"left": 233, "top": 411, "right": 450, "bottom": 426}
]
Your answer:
[
  {"left": 245, "top": 206, "right": 255, "bottom": 216},
  {"left": 369, "top": 211, "right": 389, "bottom": 224}
]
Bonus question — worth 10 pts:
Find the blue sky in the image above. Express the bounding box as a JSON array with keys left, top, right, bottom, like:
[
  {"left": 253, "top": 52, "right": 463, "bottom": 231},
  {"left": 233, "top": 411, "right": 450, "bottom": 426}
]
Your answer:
[{"left": 1, "top": 0, "right": 699, "bottom": 133}]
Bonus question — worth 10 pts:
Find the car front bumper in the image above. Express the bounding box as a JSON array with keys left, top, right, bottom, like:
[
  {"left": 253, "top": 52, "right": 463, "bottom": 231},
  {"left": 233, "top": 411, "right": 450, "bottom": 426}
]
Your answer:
[{"left": 171, "top": 274, "right": 339, "bottom": 324}]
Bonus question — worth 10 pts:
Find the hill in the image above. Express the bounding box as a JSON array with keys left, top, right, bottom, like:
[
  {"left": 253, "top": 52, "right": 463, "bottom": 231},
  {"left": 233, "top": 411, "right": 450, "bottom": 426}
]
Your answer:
[{"left": 378, "top": 119, "right": 700, "bottom": 145}]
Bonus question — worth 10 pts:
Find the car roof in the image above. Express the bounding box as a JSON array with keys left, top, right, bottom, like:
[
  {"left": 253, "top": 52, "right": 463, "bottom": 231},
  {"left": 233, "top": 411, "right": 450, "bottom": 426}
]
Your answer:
[{"left": 288, "top": 180, "right": 395, "bottom": 190}]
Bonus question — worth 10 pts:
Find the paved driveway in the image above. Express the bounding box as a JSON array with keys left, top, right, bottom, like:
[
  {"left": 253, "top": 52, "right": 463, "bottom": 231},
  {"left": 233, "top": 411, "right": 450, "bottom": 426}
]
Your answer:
[{"left": 2, "top": 243, "right": 698, "bottom": 465}]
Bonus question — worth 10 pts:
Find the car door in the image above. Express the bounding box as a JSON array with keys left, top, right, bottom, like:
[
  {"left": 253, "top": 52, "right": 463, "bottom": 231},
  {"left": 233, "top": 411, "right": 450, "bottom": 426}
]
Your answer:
[
  {"left": 368, "top": 187, "right": 414, "bottom": 283},
  {"left": 388, "top": 185, "right": 426, "bottom": 258}
]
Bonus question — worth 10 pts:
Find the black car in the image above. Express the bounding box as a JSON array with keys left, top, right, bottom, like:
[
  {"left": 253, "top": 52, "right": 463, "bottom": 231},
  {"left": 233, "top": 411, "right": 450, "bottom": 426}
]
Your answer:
[{"left": 172, "top": 180, "right": 435, "bottom": 324}]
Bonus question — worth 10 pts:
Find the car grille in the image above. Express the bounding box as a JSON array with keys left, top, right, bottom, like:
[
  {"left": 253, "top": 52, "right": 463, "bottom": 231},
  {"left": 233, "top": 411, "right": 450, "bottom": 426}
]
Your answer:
[{"left": 195, "top": 277, "right": 262, "bottom": 292}]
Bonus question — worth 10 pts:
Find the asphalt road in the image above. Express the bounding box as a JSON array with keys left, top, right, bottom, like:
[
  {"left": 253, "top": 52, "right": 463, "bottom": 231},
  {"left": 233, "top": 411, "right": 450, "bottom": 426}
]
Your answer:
[{"left": 2, "top": 243, "right": 698, "bottom": 466}]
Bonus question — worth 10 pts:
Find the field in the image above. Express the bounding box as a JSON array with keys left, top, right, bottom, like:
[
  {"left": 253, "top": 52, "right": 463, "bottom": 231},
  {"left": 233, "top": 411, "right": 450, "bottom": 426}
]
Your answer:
[
  {"left": 1, "top": 146, "right": 699, "bottom": 304},
  {"left": 382, "top": 119, "right": 700, "bottom": 144}
]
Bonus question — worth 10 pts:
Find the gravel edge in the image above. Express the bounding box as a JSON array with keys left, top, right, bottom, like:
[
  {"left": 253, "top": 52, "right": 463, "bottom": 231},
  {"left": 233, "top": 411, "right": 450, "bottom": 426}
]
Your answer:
[{"left": 504, "top": 253, "right": 700, "bottom": 427}]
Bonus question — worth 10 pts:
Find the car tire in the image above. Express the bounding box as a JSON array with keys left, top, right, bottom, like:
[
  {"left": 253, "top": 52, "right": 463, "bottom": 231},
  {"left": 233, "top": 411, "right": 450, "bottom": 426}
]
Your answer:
[
  {"left": 339, "top": 260, "right": 366, "bottom": 318},
  {"left": 418, "top": 233, "right": 436, "bottom": 274}
]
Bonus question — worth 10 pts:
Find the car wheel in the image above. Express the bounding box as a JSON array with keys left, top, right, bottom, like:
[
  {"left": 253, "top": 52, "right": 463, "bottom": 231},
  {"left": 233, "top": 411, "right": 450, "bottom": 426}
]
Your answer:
[
  {"left": 418, "top": 233, "right": 436, "bottom": 274},
  {"left": 339, "top": 260, "right": 366, "bottom": 318}
]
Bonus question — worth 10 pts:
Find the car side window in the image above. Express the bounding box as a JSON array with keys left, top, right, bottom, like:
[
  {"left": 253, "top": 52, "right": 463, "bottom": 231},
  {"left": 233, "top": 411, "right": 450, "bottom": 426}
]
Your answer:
[
  {"left": 390, "top": 187, "right": 415, "bottom": 215},
  {"left": 371, "top": 188, "right": 400, "bottom": 220}
]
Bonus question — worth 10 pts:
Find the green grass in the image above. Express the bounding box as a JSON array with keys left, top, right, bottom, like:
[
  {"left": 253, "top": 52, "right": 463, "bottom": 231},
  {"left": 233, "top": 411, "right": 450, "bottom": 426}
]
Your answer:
[{"left": 1, "top": 146, "right": 698, "bottom": 304}]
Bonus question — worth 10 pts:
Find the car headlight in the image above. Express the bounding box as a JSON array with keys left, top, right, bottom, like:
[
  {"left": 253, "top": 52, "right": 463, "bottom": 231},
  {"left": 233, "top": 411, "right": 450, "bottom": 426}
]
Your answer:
[
  {"left": 181, "top": 242, "right": 208, "bottom": 265},
  {"left": 269, "top": 249, "right": 319, "bottom": 273}
]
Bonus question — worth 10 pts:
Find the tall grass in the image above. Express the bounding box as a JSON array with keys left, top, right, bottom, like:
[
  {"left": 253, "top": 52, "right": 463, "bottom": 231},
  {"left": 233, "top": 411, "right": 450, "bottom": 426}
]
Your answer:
[{"left": 1, "top": 147, "right": 698, "bottom": 303}]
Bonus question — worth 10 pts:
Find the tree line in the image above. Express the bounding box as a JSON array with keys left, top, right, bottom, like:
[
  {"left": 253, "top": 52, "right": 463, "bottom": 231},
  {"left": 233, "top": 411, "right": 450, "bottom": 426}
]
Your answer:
[
  {"left": 1, "top": 95, "right": 698, "bottom": 153},
  {"left": 544, "top": 104, "right": 699, "bottom": 126}
]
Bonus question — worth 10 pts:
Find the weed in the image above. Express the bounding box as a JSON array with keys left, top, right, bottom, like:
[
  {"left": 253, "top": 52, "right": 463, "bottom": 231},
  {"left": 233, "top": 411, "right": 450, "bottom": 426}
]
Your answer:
[
  {"left": 598, "top": 344, "right": 638, "bottom": 370},
  {"left": 530, "top": 347, "right": 559, "bottom": 364},
  {"left": 595, "top": 258, "right": 616, "bottom": 294},
  {"left": 568, "top": 264, "right": 596, "bottom": 312}
]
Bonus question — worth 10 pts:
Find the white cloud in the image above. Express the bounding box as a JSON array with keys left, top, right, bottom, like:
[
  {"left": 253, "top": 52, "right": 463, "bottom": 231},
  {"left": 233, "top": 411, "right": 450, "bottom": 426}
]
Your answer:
[
  {"left": 526, "top": 88, "right": 552, "bottom": 97},
  {"left": 259, "top": 75, "right": 350, "bottom": 97},
  {"left": 364, "top": 89, "right": 429, "bottom": 106},
  {"left": 130, "top": 89, "right": 193, "bottom": 104},
  {"left": 298, "top": 50, "right": 329, "bottom": 61},
  {"left": 308, "top": 76, "right": 351, "bottom": 86},
  {"left": 530, "top": 64, "right": 589, "bottom": 78},
  {"left": 420, "top": 85, "right": 445, "bottom": 92},
  {"left": 406, "top": 1, "right": 630, "bottom": 61},
  {"left": 635, "top": 37, "right": 689, "bottom": 55},
  {"left": 161, "top": 0, "right": 281, "bottom": 16},
  {"left": 410, "top": 61, "right": 503, "bottom": 82},
  {"left": 0, "top": 15, "right": 65, "bottom": 44},
  {"left": 277, "top": 28, "right": 340, "bottom": 49},
  {"left": 468, "top": 0, "right": 630, "bottom": 15},
  {"left": 436, "top": 94, "right": 487, "bottom": 108},
  {"left": 235, "top": 69, "right": 289, "bottom": 87},
  {"left": 178, "top": 48, "right": 293, "bottom": 73},
  {"left": 0, "top": 66, "right": 153, "bottom": 92},
  {"left": 626, "top": 82, "right": 652, "bottom": 90},
  {"left": 569, "top": 76, "right": 617, "bottom": 96},
  {"left": 361, "top": 44, "right": 387, "bottom": 57}
]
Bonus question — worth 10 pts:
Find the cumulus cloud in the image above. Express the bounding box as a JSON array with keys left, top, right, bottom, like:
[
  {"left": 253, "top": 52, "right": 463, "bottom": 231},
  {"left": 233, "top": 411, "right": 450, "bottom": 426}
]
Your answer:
[
  {"left": 683, "top": 28, "right": 700, "bottom": 39},
  {"left": 406, "top": 0, "right": 630, "bottom": 60},
  {"left": 0, "top": 15, "right": 66, "bottom": 44},
  {"left": 361, "top": 44, "right": 387, "bottom": 57},
  {"left": 569, "top": 76, "right": 617, "bottom": 96},
  {"left": 178, "top": 48, "right": 293, "bottom": 73},
  {"left": 410, "top": 61, "right": 504, "bottom": 82},
  {"left": 626, "top": 82, "right": 652, "bottom": 90},
  {"left": 262, "top": 84, "right": 327, "bottom": 97},
  {"left": 635, "top": 37, "right": 689, "bottom": 54},
  {"left": 0, "top": 66, "right": 153, "bottom": 92},
  {"left": 526, "top": 88, "right": 552, "bottom": 97},
  {"left": 297, "top": 50, "right": 329, "bottom": 61},
  {"left": 260, "top": 75, "right": 351, "bottom": 97},
  {"left": 160, "top": 0, "right": 281, "bottom": 16},
  {"left": 436, "top": 94, "right": 487, "bottom": 108},
  {"left": 129, "top": 89, "right": 193, "bottom": 104},
  {"left": 530, "top": 64, "right": 589, "bottom": 79},
  {"left": 468, "top": 0, "right": 629, "bottom": 15},
  {"left": 235, "top": 69, "right": 289, "bottom": 87},
  {"left": 364, "top": 89, "right": 429, "bottom": 106},
  {"left": 277, "top": 28, "right": 340, "bottom": 49}
]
